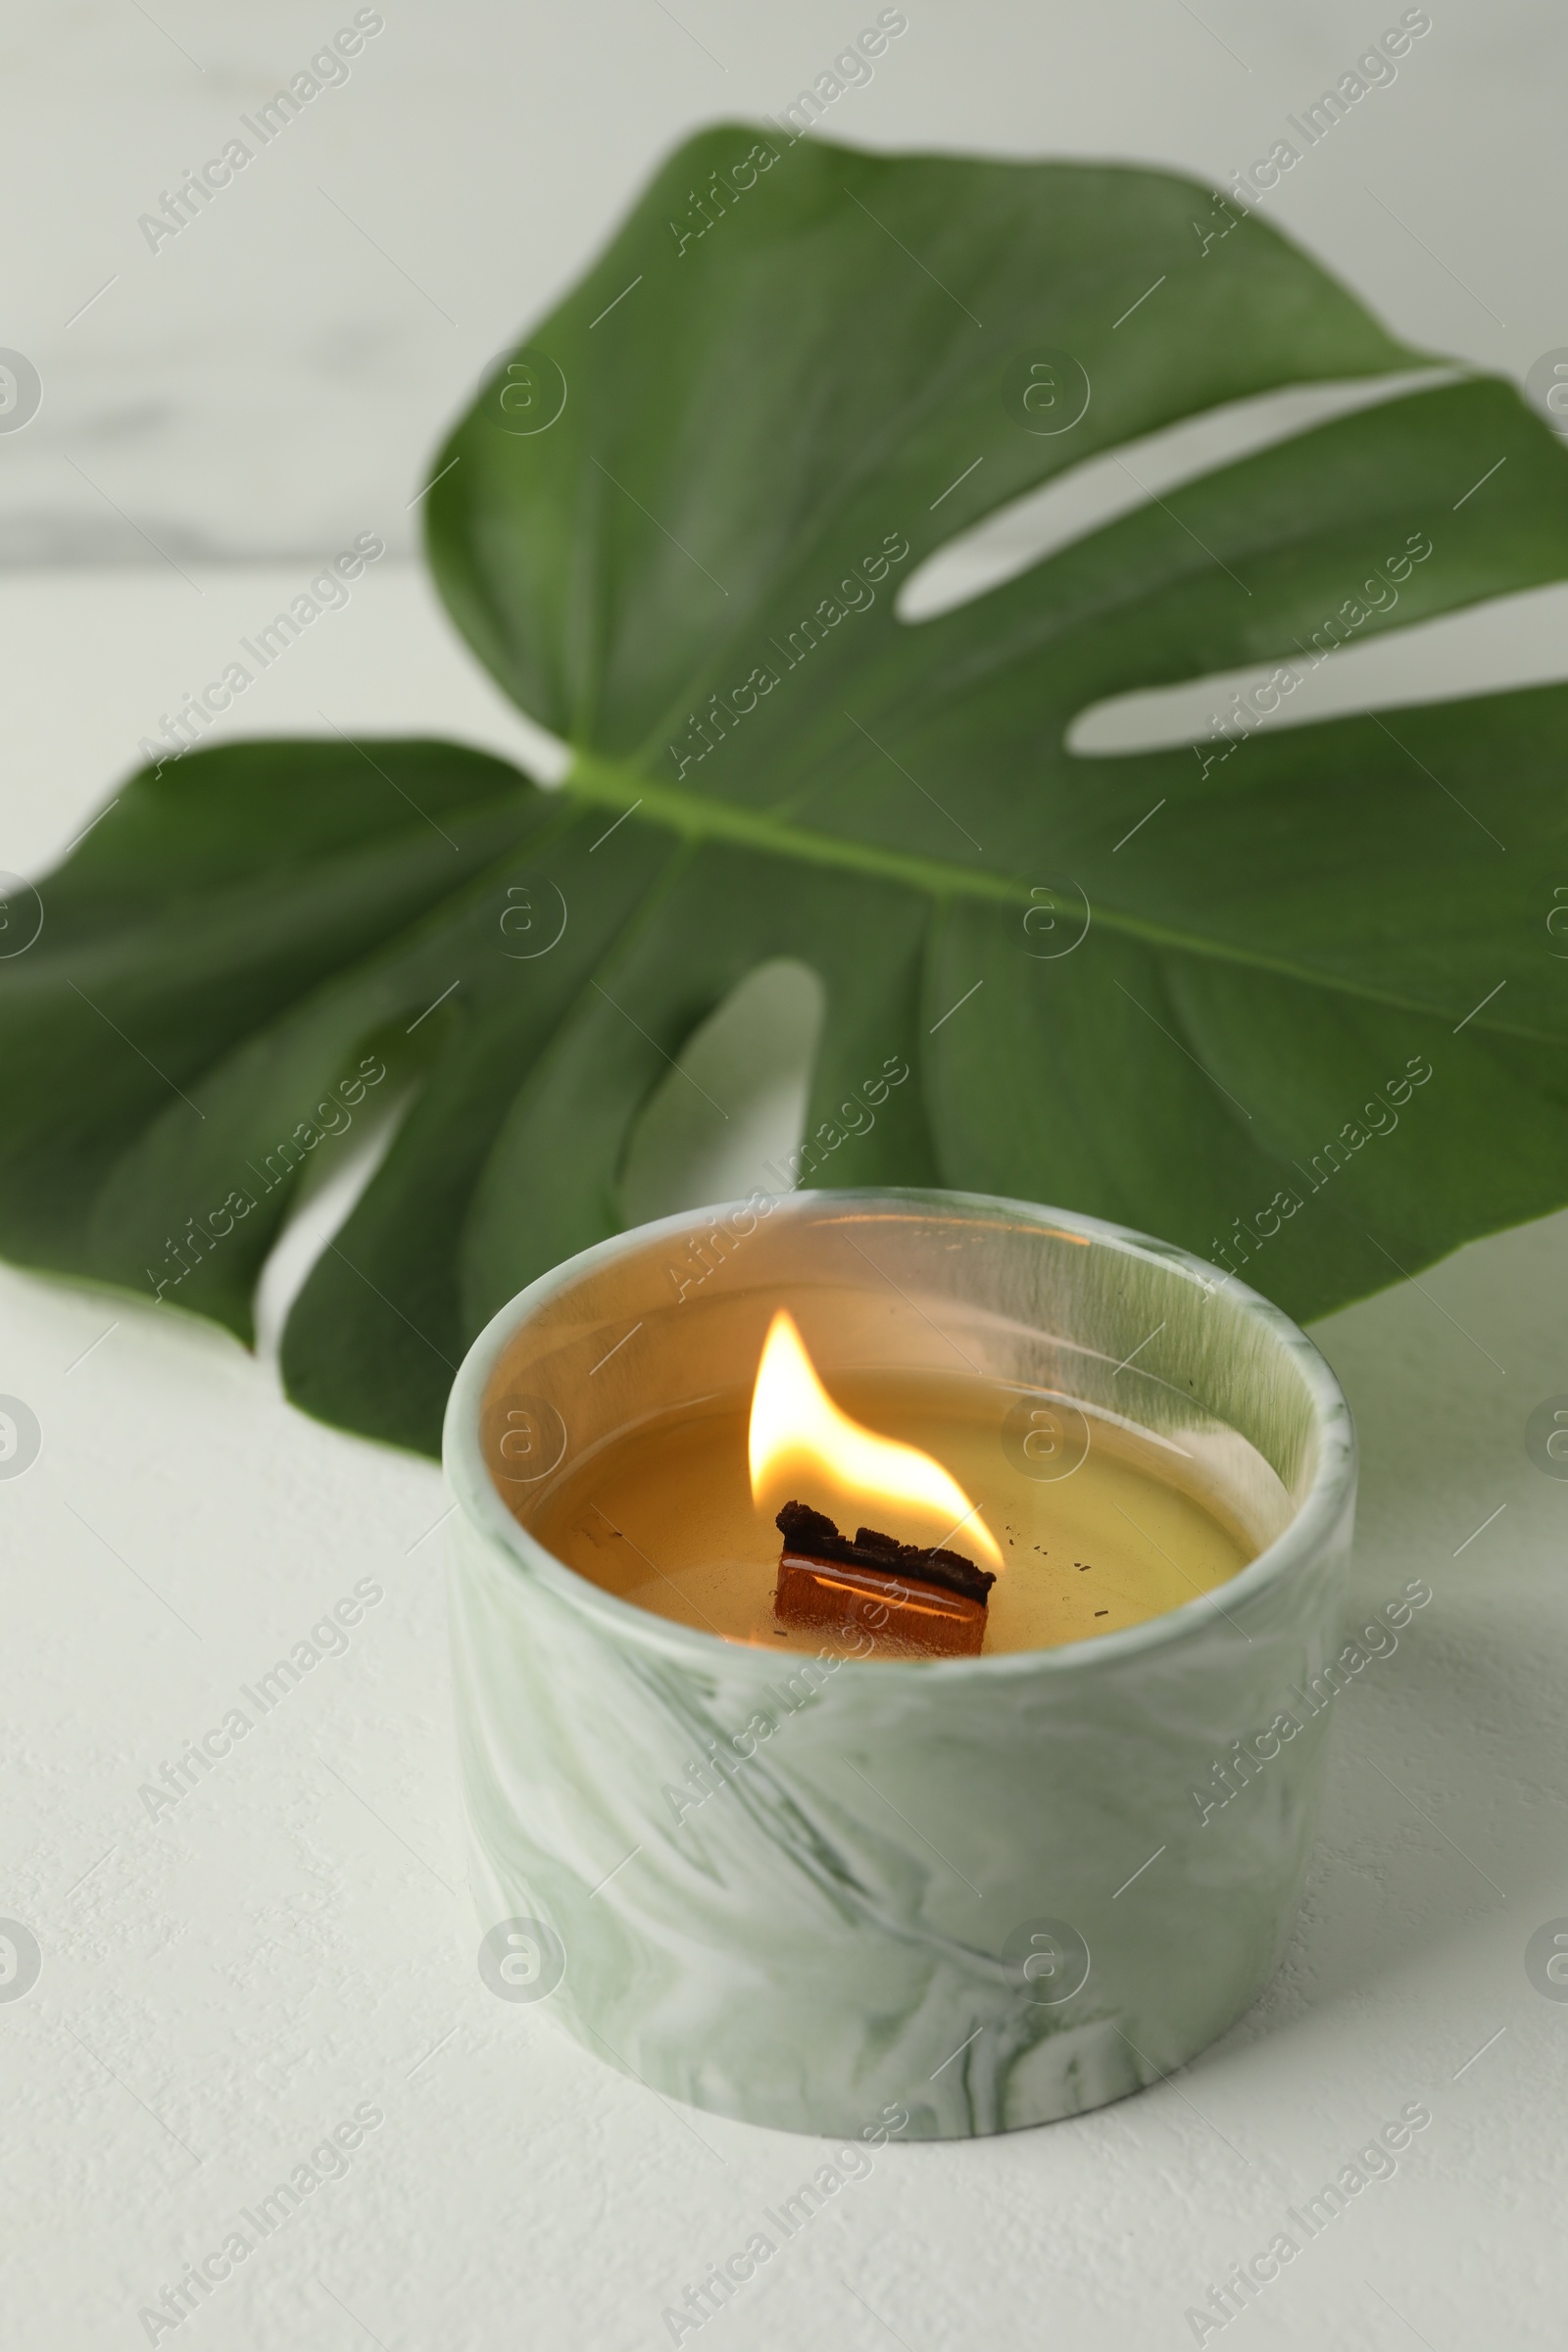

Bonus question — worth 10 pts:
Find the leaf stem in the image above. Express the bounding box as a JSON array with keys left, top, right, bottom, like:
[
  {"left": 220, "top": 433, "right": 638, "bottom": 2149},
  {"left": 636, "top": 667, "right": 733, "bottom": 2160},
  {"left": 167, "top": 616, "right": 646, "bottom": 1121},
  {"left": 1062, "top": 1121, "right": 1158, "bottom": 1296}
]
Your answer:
[
  {"left": 562, "top": 752, "right": 1034, "bottom": 907},
  {"left": 560, "top": 751, "right": 1544, "bottom": 1038}
]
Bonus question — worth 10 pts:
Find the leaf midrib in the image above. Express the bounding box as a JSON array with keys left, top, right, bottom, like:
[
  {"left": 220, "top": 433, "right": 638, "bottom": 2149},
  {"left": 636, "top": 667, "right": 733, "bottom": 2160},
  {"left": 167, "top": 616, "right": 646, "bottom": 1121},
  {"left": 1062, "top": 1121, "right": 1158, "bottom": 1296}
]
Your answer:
[{"left": 563, "top": 750, "right": 1554, "bottom": 1041}]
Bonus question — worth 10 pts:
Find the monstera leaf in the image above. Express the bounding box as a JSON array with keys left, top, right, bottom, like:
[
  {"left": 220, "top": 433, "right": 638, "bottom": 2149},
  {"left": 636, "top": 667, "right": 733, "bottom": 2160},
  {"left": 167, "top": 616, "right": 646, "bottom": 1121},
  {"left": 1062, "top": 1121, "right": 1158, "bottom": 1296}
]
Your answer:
[{"left": 6, "top": 125, "right": 1568, "bottom": 1456}]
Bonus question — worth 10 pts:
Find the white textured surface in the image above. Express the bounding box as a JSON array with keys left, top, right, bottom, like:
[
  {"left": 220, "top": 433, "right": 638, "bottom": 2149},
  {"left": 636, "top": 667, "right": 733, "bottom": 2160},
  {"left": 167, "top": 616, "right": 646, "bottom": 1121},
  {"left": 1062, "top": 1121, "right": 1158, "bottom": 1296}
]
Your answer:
[{"left": 1, "top": 565, "right": 1565, "bottom": 2348}]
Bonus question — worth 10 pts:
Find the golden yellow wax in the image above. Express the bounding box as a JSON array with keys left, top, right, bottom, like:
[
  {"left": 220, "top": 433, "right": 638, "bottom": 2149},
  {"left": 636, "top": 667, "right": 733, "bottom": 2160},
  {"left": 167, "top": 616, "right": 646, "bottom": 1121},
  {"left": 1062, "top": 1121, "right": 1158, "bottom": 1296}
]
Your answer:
[{"left": 519, "top": 1368, "right": 1252, "bottom": 1659}]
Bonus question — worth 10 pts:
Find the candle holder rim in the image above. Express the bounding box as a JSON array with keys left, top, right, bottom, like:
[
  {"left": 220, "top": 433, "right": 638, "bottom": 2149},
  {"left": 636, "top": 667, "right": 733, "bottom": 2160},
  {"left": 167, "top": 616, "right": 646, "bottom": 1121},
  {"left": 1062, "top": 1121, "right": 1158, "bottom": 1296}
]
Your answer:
[{"left": 443, "top": 1186, "right": 1356, "bottom": 1679}]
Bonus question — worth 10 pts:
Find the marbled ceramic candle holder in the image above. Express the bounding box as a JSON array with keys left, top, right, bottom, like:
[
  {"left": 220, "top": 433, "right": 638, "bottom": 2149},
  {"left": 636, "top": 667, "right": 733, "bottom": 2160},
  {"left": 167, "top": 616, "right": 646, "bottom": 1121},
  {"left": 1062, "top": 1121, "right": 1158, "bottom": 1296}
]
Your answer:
[{"left": 445, "top": 1190, "right": 1356, "bottom": 2138}]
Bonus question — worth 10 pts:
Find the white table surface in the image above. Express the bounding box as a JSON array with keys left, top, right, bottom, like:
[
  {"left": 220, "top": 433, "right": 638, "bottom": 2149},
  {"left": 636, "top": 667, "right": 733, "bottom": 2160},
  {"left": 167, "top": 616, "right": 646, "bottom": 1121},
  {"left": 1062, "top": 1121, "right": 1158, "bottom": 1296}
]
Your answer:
[{"left": 4, "top": 565, "right": 1566, "bottom": 2352}]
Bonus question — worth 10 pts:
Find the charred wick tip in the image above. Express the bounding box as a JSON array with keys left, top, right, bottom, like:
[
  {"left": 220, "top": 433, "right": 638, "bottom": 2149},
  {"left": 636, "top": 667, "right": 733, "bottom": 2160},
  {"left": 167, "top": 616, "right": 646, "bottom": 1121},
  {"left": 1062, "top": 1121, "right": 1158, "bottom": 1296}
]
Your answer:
[{"left": 775, "top": 1499, "right": 996, "bottom": 1605}]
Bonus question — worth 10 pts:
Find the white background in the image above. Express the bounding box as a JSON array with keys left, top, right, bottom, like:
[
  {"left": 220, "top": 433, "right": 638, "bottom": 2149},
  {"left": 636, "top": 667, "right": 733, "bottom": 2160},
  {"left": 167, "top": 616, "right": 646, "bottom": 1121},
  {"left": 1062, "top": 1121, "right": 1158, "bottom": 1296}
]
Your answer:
[
  {"left": 4, "top": 4, "right": 1568, "bottom": 2347},
  {"left": 5, "top": 0, "right": 1567, "bottom": 564}
]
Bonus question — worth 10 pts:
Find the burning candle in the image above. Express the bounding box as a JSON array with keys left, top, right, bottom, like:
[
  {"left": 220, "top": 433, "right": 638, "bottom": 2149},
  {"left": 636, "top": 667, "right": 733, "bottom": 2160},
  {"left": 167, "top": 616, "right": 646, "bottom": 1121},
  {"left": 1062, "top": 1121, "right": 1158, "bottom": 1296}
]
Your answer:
[
  {"left": 529, "top": 1303, "right": 1250, "bottom": 1658},
  {"left": 446, "top": 1190, "right": 1355, "bottom": 2139}
]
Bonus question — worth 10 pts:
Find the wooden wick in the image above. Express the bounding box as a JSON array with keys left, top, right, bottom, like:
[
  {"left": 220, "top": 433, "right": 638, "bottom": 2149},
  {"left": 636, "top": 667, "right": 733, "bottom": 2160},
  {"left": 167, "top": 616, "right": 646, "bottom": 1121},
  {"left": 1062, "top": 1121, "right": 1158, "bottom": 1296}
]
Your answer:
[{"left": 773, "top": 1500, "right": 994, "bottom": 1657}]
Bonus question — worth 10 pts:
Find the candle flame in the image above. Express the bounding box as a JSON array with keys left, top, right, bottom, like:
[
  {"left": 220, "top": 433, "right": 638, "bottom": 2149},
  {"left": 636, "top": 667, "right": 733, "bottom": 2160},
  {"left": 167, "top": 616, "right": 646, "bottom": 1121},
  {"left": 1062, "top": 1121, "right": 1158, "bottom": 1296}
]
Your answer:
[{"left": 747, "top": 1307, "right": 1003, "bottom": 1569}]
